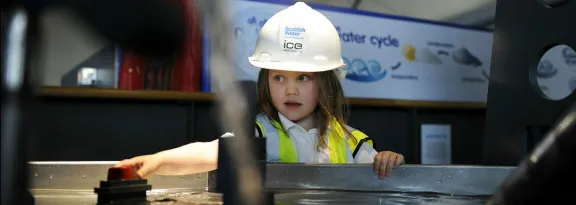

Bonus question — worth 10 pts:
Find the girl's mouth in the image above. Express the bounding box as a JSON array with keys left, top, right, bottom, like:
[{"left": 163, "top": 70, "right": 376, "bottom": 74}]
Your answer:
[{"left": 284, "top": 102, "right": 302, "bottom": 109}]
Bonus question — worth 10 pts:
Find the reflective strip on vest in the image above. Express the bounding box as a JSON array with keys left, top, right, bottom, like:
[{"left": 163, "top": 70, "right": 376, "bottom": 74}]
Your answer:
[
  {"left": 255, "top": 113, "right": 371, "bottom": 163},
  {"left": 346, "top": 125, "right": 374, "bottom": 153},
  {"left": 255, "top": 121, "right": 264, "bottom": 137}
]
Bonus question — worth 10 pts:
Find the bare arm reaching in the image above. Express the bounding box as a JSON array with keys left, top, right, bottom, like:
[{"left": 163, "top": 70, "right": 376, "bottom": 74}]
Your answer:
[{"left": 115, "top": 139, "right": 220, "bottom": 178}]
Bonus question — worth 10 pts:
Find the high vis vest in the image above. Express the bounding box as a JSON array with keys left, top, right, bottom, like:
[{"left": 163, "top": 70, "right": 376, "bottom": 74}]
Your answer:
[{"left": 254, "top": 113, "right": 373, "bottom": 163}]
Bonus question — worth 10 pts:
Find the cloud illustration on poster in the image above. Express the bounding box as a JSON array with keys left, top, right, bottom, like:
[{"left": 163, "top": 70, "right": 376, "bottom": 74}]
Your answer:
[{"left": 452, "top": 47, "right": 482, "bottom": 67}]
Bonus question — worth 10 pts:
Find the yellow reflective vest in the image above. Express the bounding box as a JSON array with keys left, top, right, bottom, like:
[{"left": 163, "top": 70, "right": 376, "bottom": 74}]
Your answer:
[{"left": 255, "top": 114, "right": 373, "bottom": 163}]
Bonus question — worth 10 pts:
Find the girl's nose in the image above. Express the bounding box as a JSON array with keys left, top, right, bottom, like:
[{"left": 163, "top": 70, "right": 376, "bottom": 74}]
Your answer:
[{"left": 285, "top": 82, "right": 299, "bottom": 96}]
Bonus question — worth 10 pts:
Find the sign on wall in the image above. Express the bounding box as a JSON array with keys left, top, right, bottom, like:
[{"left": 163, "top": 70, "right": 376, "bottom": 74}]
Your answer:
[
  {"left": 203, "top": 0, "right": 495, "bottom": 102},
  {"left": 420, "top": 124, "right": 452, "bottom": 164}
]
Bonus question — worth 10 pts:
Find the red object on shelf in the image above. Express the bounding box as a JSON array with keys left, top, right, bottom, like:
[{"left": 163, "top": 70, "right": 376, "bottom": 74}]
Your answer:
[
  {"left": 107, "top": 166, "right": 134, "bottom": 181},
  {"left": 118, "top": 51, "right": 146, "bottom": 90},
  {"left": 172, "top": 0, "right": 202, "bottom": 92}
]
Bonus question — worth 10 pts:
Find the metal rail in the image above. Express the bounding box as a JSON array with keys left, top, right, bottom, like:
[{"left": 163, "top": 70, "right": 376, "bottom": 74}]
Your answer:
[
  {"left": 28, "top": 162, "right": 514, "bottom": 197},
  {"left": 28, "top": 161, "right": 210, "bottom": 190}
]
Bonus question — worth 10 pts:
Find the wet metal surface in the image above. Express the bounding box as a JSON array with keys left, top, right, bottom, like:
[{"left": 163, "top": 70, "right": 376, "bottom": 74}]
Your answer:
[
  {"left": 31, "top": 189, "right": 223, "bottom": 205},
  {"left": 28, "top": 162, "right": 209, "bottom": 190},
  {"left": 265, "top": 164, "right": 515, "bottom": 196},
  {"left": 28, "top": 162, "right": 514, "bottom": 204},
  {"left": 273, "top": 190, "right": 489, "bottom": 205},
  {"left": 31, "top": 189, "right": 489, "bottom": 205}
]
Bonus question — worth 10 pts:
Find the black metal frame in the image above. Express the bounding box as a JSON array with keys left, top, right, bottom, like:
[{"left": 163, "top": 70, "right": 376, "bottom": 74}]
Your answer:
[
  {"left": 1, "top": 6, "right": 39, "bottom": 205},
  {"left": 2, "top": 1, "right": 186, "bottom": 204},
  {"left": 483, "top": 1, "right": 576, "bottom": 203},
  {"left": 483, "top": 0, "right": 576, "bottom": 166}
]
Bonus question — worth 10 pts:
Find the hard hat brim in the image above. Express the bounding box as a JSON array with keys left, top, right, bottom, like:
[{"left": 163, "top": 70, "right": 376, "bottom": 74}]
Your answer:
[{"left": 248, "top": 57, "right": 346, "bottom": 73}]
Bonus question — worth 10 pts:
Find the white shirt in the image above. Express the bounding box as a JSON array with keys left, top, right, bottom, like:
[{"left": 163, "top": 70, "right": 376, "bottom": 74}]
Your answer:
[{"left": 221, "top": 113, "right": 378, "bottom": 163}]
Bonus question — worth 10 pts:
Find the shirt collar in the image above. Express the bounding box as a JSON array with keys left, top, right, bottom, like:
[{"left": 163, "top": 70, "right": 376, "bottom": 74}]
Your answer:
[
  {"left": 278, "top": 112, "right": 324, "bottom": 133},
  {"left": 278, "top": 112, "right": 299, "bottom": 130}
]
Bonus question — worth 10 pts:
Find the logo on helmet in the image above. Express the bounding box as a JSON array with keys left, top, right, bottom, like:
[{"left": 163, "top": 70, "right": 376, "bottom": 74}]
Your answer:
[
  {"left": 284, "top": 26, "right": 305, "bottom": 38},
  {"left": 282, "top": 25, "right": 306, "bottom": 52},
  {"left": 283, "top": 40, "right": 303, "bottom": 50}
]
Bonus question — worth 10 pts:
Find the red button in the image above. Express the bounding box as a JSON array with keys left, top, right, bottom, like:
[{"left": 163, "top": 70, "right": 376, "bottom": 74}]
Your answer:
[{"left": 107, "top": 166, "right": 134, "bottom": 181}]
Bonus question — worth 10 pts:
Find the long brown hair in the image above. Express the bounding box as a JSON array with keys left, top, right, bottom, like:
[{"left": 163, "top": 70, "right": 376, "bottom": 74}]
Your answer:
[{"left": 257, "top": 69, "right": 356, "bottom": 150}]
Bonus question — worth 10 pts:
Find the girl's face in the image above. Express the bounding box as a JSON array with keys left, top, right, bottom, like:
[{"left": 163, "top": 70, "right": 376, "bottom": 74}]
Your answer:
[{"left": 268, "top": 70, "right": 318, "bottom": 122}]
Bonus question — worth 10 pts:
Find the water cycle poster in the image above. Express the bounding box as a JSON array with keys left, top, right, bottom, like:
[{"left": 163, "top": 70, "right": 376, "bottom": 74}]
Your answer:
[{"left": 206, "top": 0, "right": 497, "bottom": 103}]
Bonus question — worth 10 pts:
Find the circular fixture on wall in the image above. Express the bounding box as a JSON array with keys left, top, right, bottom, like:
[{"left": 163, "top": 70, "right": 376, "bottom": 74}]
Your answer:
[{"left": 532, "top": 44, "right": 576, "bottom": 100}]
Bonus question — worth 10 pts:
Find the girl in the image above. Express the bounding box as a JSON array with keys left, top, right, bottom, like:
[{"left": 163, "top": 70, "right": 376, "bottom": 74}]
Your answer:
[{"left": 115, "top": 2, "right": 404, "bottom": 180}]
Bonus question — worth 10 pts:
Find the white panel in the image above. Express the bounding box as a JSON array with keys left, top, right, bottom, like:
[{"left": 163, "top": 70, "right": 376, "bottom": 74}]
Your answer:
[
  {"left": 358, "top": 0, "right": 494, "bottom": 22},
  {"left": 301, "top": 0, "right": 356, "bottom": 8},
  {"left": 274, "top": 0, "right": 495, "bottom": 25},
  {"left": 38, "top": 7, "right": 108, "bottom": 86},
  {"left": 441, "top": 0, "right": 496, "bottom": 25}
]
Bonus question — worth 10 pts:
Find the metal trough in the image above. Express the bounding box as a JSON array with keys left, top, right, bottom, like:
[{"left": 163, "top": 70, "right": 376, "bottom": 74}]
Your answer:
[{"left": 28, "top": 161, "right": 515, "bottom": 205}]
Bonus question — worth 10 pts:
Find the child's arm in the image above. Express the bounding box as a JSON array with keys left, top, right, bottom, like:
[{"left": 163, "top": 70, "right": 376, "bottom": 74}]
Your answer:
[
  {"left": 115, "top": 139, "right": 220, "bottom": 178},
  {"left": 153, "top": 139, "right": 220, "bottom": 175},
  {"left": 152, "top": 130, "right": 259, "bottom": 175},
  {"left": 115, "top": 129, "right": 259, "bottom": 178}
]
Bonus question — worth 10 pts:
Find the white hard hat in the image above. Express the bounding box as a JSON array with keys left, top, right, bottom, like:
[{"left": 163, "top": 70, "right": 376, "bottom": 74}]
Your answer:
[{"left": 248, "top": 2, "right": 347, "bottom": 79}]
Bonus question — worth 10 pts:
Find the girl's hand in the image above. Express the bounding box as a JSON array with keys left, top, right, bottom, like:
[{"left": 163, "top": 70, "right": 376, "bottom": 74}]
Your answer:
[
  {"left": 373, "top": 151, "right": 404, "bottom": 179},
  {"left": 114, "top": 154, "right": 163, "bottom": 179}
]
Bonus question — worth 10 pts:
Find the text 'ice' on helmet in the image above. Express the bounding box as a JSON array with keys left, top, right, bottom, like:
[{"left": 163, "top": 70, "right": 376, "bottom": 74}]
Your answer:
[{"left": 248, "top": 2, "right": 347, "bottom": 79}]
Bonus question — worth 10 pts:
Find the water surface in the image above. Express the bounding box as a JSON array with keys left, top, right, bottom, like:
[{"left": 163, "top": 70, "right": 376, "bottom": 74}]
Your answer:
[{"left": 32, "top": 189, "right": 488, "bottom": 205}]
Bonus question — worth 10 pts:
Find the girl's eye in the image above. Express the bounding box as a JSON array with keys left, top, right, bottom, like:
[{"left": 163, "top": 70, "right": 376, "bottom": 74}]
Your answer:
[
  {"left": 274, "top": 75, "right": 285, "bottom": 82},
  {"left": 298, "top": 75, "right": 311, "bottom": 81}
]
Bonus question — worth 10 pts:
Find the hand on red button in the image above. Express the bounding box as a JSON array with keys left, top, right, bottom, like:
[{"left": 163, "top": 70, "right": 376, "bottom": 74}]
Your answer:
[
  {"left": 107, "top": 166, "right": 136, "bottom": 181},
  {"left": 114, "top": 154, "right": 163, "bottom": 179}
]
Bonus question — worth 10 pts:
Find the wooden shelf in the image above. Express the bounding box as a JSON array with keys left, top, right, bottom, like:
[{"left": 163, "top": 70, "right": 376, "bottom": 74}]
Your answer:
[
  {"left": 38, "top": 86, "right": 215, "bottom": 101},
  {"left": 37, "top": 86, "right": 486, "bottom": 109}
]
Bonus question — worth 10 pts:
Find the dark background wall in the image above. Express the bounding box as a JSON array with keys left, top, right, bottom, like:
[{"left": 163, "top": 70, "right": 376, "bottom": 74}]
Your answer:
[{"left": 29, "top": 96, "right": 487, "bottom": 165}]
